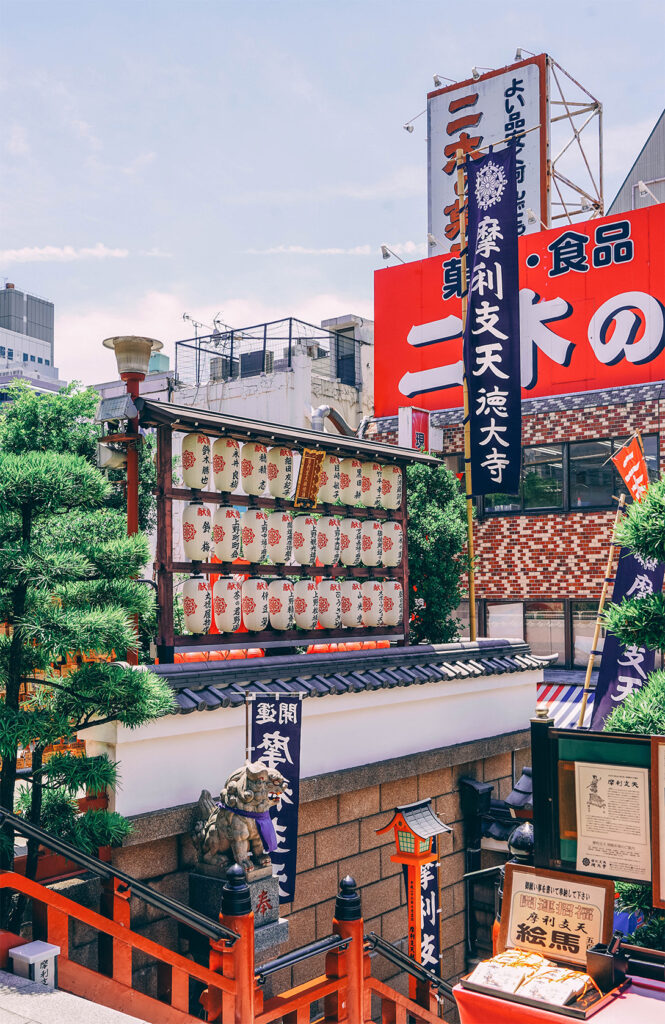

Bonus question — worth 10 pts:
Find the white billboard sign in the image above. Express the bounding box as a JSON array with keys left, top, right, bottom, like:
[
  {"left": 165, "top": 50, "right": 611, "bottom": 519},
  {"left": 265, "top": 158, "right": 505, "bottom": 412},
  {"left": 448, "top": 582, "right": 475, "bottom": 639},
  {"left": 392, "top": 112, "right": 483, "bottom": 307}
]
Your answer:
[{"left": 427, "top": 55, "right": 548, "bottom": 256}]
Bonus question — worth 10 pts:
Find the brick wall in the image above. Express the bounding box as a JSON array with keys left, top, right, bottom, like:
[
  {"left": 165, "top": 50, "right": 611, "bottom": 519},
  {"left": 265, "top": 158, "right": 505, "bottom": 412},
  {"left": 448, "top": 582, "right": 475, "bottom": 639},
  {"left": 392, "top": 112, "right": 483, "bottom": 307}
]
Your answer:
[{"left": 370, "top": 389, "right": 664, "bottom": 604}]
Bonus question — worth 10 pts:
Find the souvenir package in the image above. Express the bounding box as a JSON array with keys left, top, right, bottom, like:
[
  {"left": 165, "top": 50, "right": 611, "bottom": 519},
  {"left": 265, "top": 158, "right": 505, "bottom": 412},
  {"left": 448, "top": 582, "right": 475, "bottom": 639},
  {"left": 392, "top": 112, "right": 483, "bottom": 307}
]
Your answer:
[{"left": 460, "top": 865, "right": 630, "bottom": 1018}]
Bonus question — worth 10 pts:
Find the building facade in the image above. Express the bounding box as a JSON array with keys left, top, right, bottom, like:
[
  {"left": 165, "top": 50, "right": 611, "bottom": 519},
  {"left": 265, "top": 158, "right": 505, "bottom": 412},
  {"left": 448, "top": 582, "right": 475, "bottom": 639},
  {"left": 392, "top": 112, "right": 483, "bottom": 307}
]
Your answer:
[
  {"left": 368, "top": 380, "right": 664, "bottom": 666},
  {"left": 0, "top": 282, "right": 66, "bottom": 399}
]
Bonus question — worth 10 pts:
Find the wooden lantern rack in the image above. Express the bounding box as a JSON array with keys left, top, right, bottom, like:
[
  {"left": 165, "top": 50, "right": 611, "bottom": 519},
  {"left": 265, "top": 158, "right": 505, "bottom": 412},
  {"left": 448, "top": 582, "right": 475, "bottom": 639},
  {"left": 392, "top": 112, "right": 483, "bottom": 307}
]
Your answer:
[{"left": 136, "top": 399, "right": 440, "bottom": 663}]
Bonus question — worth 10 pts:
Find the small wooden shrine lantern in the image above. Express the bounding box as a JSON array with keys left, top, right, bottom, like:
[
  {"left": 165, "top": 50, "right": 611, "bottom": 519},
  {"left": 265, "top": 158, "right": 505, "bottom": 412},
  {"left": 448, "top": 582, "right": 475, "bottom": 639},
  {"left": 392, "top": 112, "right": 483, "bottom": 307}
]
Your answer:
[{"left": 377, "top": 799, "right": 451, "bottom": 971}]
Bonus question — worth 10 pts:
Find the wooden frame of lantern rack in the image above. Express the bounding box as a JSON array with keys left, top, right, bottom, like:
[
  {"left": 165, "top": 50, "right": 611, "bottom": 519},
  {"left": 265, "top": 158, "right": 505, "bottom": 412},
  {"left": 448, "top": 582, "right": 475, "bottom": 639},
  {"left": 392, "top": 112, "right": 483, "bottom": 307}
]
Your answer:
[{"left": 136, "top": 399, "right": 440, "bottom": 664}]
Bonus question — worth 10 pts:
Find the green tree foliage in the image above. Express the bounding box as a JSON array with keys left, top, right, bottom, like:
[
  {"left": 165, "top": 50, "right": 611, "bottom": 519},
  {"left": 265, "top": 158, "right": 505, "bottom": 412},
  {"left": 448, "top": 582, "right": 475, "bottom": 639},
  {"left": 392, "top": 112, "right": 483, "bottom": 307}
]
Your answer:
[
  {"left": 603, "top": 473, "right": 665, "bottom": 945},
  {"left": 406, "top": 461, "right": 468, "bottom": 644},
  {"left": 0, "top": 380, "right": 156, "bottom": 533},
  {"left": 0, "top": 386, "right": 175, "bottom": 880}
]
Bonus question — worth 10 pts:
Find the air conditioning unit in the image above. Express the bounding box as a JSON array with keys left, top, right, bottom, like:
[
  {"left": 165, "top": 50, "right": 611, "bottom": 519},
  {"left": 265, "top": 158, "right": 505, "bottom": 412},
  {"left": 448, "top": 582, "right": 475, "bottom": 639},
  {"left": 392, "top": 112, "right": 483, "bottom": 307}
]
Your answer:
[
  {"left": 210, "top": 356, "right": 239, "bottom": 382},
  {"left": 240, "top": 350, "right": 275, "bottom": 378}
]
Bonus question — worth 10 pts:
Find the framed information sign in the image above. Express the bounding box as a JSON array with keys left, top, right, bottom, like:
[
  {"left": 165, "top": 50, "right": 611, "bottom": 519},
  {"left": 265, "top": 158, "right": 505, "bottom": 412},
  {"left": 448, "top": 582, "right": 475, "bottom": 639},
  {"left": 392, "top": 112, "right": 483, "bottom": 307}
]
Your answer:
[
  {"left": 652, "top": 737, "right": 665, "bottom": 910},
  {"left": 499, "top": 863, "right": 614, "bottom": 968}
]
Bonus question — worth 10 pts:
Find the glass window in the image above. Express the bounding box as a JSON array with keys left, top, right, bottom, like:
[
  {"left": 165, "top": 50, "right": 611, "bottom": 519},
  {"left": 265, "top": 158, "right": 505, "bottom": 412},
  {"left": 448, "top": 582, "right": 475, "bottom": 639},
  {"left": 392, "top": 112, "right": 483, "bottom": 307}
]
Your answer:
[
  {"left": 30, "top": 355, "right": 35, "bottom": 362},
  {"left": 45, "top": 359, "right": 50, "bottom": 366},
  {"left": 8, "top": 349, "right": 13, "bottom": 360},
  {"left": 335, "top": 335, "right": 356, "bottom": 386},
  {"left": 570, "top": 440, "right": 613, "bottom": 507},
  {"left": 572, "top": 600, "right": 605, "bottom": 667},
  {"left": 526, "top": 601, "right": 565, "bottom": 664},
  {"left": 523, "top": 445, "right": 564, "bottom": 509},
  {"left": 453, "top": 600, "right": 481, "bottom": 639},
  {"left": 37, "top": 357, "right": 43, "bottom": 364},
  {"left": 23, "top": 353, "right": 28, "bottom": 362},
  {"left": 0, "top": 346, "right": 4, "bottom": 357},
  {"left": 485, "top": 488, "right": 521, "bottom": 512},
  {"left": 487, "top": 602, "right": 524, "bottom": 640}
]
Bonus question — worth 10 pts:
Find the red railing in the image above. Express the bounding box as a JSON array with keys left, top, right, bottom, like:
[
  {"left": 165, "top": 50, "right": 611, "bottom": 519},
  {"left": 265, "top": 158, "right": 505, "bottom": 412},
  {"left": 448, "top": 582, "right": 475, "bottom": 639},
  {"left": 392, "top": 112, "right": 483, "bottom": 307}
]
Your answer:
[{"left": 0, "top": 850, "right": 453, "bottom": 1022}]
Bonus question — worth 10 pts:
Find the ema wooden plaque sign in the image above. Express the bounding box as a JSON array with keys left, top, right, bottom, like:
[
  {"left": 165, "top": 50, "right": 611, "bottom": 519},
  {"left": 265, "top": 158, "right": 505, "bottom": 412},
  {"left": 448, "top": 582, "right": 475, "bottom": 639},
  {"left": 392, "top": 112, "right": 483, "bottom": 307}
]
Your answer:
[{"left": 294, "top": 448, "right": 325, "bottom": 509}]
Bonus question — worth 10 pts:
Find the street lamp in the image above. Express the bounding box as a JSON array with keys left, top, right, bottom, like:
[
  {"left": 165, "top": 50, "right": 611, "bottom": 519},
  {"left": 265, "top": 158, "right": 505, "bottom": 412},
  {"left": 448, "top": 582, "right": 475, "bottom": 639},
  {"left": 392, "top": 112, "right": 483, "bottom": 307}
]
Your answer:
[
  {"left": 102, "top": 335, "right": 163, "bottom": 665},
  {"left": 102, "top": 336, "right": 163, "bottom": 534},
  {"left": 377, "top": 799, "right": 451, "bottom": 988}
]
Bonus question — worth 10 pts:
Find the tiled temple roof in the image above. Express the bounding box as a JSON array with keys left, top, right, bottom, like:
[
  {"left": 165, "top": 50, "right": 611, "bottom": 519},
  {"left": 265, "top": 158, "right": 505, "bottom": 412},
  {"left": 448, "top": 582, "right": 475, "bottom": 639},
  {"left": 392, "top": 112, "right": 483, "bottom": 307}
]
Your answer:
[{"left": 152, "top": 640, "right": 546, "bottom": 714}]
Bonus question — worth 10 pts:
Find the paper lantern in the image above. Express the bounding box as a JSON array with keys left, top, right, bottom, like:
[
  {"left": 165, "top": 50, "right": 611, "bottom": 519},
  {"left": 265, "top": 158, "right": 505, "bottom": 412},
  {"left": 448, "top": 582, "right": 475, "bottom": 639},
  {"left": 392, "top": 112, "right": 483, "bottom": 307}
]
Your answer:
[
  {"left": 266, "top": 511, "right": 293, "bottom": 564},
  {"left": 382, "top": 581, "right": 403, "bottom": 626},
  {"left": 294, "top": 580, "right": 318, "bottom": 629},
  {"left": 361, "top": 579, "right": 383, "bottom": 627},
  {"left": 242, "top": 578, "right": 269, "bottom": 631},
  {"left": 268, "top": 579, "right": 295, "bottom": 630},
  {"left": 317, "top": 516, "right": 341, "bottom": 566},
  {"left": 361, "top": 520, "right": 383, "bottom": 567},
  {"left": 292, "top": 514, "right": 317, "bottom": 566},
  {"left": 182, "top": 575, "right": 211, "bottom": 634},
  {"left": 339, "top": 458, "right": 363, "bottom": 505},
  {"left": 240, "top": 442, "right": 268, "bottom": 496},
  {"left": 340, "top": 517, "right": 362, "bottom": 567},
  {"left": 340, "top": 579, "right": 363, "bottom": 628},
  {"left": 381, "top": 520, "right": 403, "bottom": 567},
  {"left": 212, "top": 506, "right": 241, "bottom": 562},
  {"left": 212, "top": 576, "right": 242, "bottom": 632},
  {"left": 318, "top": 454, "right": 340, "bottom": 503},
  {"left": 181, "top": 433, "right": 210, "bottom": 490},
  {"left": 318, "top": 578, "right": 342, "bottom": 629},
  {"left": 380, "top": 464, "right": 403, "bottom": 510},
  {"left": 182, "top": 501, "right": 212, "bottom": 561},
  {"left": 360, "top": 461, "right": 383, "bottom": 508},
  {"left": 212, "top": 438, "right": 240, "bottom": 491},
  {"left": 267, "top": 446, "right": 294, "bottom": 499},
  {"left": 241, "top": 508, "right": 268, "bottom": 562}
]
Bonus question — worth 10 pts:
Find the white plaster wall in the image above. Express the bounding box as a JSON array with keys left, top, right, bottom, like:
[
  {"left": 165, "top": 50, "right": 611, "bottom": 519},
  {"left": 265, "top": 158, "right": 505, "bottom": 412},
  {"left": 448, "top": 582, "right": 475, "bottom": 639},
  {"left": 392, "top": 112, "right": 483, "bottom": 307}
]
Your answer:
[{"left": 83, "top": 668, "right": 541, "bottom": 818}]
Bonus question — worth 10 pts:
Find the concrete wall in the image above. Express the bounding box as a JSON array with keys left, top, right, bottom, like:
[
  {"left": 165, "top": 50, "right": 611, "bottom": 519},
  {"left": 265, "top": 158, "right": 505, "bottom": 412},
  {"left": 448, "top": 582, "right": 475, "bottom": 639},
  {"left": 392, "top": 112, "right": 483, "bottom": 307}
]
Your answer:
[{"left": 83, "top": 667, "right": 540, "bottom": 818}]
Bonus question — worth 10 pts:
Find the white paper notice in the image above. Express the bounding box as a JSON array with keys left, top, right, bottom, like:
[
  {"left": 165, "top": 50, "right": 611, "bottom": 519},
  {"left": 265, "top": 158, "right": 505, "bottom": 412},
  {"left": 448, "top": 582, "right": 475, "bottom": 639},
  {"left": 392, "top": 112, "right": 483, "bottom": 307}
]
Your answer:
[{"left": 575, "top": 761, "right": 651, "bottom": 882}]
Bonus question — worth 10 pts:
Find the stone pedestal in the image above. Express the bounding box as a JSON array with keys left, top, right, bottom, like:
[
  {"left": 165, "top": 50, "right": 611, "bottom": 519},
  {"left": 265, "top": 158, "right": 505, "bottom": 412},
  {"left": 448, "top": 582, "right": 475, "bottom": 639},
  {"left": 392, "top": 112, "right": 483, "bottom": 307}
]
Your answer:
[{"left": 189, "top": 867, "right": 288, "bottom": 962}]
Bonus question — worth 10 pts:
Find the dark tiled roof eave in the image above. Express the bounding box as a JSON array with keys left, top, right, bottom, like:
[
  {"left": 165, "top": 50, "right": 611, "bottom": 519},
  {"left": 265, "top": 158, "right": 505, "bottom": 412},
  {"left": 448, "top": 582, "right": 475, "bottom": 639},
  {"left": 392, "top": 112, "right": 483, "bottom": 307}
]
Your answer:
[{"left": 155, "top": 640, "right": 547, "bottom": 715}]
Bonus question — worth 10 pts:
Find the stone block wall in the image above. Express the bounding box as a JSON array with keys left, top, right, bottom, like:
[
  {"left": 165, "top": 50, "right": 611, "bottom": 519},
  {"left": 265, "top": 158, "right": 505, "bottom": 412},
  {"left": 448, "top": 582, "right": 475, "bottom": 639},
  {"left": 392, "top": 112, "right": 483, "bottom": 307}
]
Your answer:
[{"left": 54, "top": 727, "right": 530, "bottom": 1011}]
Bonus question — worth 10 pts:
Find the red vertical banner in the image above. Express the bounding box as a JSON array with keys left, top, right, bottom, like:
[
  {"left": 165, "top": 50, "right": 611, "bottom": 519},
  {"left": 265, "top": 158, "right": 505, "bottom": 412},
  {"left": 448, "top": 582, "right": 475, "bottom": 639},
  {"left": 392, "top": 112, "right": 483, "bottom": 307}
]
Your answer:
[{"left": 612, "top": 436, "right": 650, "bottom": 502}]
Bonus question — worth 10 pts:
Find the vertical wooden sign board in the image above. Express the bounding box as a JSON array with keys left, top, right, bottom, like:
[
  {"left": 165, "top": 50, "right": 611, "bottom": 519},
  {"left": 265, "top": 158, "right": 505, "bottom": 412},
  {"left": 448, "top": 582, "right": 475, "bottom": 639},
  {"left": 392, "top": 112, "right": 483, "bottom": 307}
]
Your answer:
[{"left": 294, "top": 449, "right": 325, "bottom": 509}]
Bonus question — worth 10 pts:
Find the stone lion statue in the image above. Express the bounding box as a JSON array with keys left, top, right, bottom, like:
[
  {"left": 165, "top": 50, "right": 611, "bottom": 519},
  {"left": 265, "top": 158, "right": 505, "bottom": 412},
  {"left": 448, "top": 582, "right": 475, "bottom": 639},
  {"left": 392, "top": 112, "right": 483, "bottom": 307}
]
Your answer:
[{"left": 191, "top": 762, "right": 288, "bottom": 873}]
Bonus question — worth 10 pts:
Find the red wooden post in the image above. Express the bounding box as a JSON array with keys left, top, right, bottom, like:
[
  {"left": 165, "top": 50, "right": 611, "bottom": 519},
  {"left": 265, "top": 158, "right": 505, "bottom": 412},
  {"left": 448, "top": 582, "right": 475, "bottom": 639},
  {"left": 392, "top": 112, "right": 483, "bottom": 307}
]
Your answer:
[
  {"left": 331, "top": 876, "right": 367, "bottom": 1024},
  {"left": 99, "top": 877, "right": 132, "bottom": 986},
  {"left": 201, "top": 865, "right": 255, "bottom": 1024}
]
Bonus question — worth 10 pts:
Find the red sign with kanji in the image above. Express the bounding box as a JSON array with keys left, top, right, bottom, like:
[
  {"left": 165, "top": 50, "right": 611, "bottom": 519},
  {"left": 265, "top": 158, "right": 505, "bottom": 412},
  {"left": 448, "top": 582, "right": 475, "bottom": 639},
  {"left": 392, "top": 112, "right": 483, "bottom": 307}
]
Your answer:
[
  {"left": 374, "top": 205, "right": 665, "bottom": 417},
  {"left": 612, "top": 435, "right": 650, "bottom": 502}
]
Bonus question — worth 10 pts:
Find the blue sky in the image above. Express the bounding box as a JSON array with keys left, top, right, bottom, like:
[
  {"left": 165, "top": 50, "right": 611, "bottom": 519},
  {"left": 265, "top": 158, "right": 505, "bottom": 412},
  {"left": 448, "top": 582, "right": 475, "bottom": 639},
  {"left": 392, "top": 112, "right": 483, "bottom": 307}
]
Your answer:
[{"left": 1, "top": 0, "right": 663, "bottom": 384}]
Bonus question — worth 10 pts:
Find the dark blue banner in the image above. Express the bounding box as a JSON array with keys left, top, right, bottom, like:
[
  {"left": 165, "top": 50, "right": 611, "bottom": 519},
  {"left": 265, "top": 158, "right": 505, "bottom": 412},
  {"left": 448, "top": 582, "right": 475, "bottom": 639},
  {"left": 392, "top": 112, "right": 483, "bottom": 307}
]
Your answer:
[
  {"left": 402, "top": 856, "right": 441, "bottom": 972},
  {"left": 464, "top": 145, "right": 522, "bottom": 495},
  {"left": 251, "top": 694, "right": 302, "bottom": 903},
  {"left": 590, "top": 549, "right": 665, "bottom": 730}
]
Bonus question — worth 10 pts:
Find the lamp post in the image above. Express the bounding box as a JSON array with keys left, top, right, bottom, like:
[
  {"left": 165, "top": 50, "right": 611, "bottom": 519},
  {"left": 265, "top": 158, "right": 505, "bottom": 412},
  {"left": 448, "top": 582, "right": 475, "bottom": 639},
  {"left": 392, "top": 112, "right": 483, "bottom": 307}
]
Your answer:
[
  {"left": 102, "top": 336, "right": 163, "bottom": 663},
  {"left": 376, "top": 799, "right": 451, "bottom": 999}
]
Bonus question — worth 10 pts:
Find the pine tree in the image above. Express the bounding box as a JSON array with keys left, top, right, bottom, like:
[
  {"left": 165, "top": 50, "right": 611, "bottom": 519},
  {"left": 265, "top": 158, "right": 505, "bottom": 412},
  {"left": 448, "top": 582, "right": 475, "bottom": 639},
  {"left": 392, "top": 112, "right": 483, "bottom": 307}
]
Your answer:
[
  {"left": 0, "top": 384, "right": 175, "bottom": 879},
  {"left": 406, "top": 461, "right": 469, "bottom": 644}
]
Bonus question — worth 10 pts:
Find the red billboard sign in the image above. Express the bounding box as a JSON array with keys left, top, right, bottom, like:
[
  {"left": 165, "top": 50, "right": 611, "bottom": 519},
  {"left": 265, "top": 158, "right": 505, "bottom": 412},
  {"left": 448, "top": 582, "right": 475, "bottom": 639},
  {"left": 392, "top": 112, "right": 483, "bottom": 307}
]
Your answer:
[{"left": 374, "top": 205, "right": 665, "bottom": 417}]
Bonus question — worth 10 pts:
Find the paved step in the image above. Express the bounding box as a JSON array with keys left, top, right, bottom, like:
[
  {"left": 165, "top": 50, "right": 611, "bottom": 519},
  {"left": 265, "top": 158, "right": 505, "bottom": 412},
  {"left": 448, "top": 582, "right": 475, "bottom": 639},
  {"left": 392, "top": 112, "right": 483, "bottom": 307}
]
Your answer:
[{"left": 0, "top": 969, "right": 146, "bottom": 1024}]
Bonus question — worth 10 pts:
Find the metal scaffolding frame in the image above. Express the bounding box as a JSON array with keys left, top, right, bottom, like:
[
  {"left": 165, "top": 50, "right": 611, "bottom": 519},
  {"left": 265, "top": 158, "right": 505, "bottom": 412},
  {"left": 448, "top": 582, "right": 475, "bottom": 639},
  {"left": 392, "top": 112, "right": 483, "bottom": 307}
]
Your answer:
[{"left": 547, "top": 56, "right": 604, "bottom": 224}]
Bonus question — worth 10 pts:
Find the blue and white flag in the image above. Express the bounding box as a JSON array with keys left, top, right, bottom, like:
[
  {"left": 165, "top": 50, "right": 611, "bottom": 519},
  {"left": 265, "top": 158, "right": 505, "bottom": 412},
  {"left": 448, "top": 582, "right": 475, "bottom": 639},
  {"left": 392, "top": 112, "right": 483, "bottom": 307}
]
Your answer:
[
  {"left": 402, "top": 857, "right": 441, "bottom": 972},
  {"left": 464, "top": 145, "right": 522, "bottom": 495},
  {"left": 590, "top": 549, "right": 665, "bottom": 730},
  {"left": 251, "top": 695, "right": 302, "bottom": 903}
]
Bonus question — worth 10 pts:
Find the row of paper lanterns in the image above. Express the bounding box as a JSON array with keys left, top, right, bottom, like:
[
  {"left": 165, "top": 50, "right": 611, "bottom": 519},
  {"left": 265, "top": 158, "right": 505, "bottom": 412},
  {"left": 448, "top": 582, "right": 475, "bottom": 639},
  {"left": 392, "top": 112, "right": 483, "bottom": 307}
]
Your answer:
[
  {"left": 180, "top": 434, "right": 403, "bottom": 509},
  {"left": 182, "top": 576, "right": 403, "bottom": 633},
  {"left": 183, "top": 505, "right": 403, "bottom": 568}
]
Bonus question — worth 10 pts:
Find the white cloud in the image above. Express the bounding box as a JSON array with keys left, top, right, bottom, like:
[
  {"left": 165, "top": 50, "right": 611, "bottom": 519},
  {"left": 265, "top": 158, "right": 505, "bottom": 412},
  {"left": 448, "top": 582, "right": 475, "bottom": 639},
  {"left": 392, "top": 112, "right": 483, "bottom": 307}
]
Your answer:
[
  {"left": 56, "top": 288, "right": 373, "bottom": 387},
  {"left": 245, "top": 240, "right": 426, "bottom": 257},
  {"left": 0, "top": 243, "right": 130, "bottom": 264},
  {"left": 121, "top": 152, "right": 156, "bottom": 176},
  {"left": 245, "top": 244, "right": 373, "bottom": 256},
  {"left": 6, "top": 125, "right": 29, "bottom": 157},
  {"left": 71, "top": 119, "right": 102, "bottom": 152}
]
